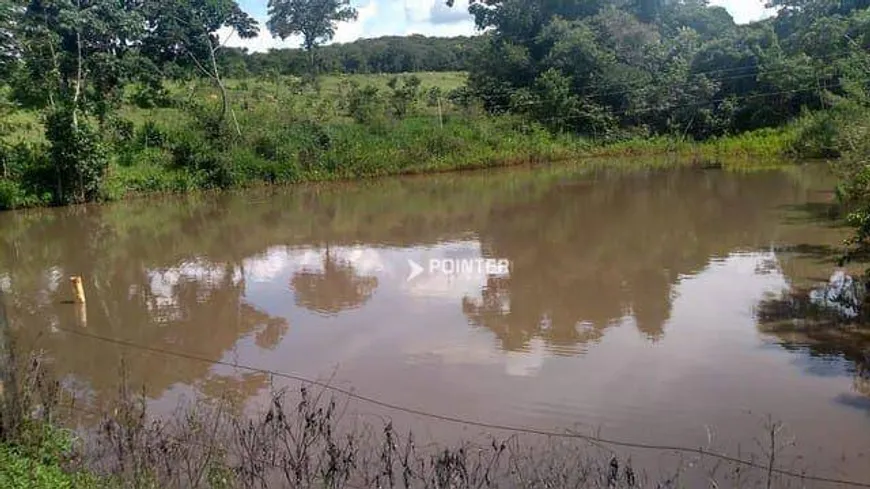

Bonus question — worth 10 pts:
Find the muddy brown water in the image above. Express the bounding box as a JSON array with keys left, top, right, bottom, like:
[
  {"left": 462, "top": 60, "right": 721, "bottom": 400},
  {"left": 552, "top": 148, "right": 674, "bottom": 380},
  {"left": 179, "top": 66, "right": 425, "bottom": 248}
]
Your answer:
[{"left": 1, "top": 161, "right": 869, "bottom": 484}]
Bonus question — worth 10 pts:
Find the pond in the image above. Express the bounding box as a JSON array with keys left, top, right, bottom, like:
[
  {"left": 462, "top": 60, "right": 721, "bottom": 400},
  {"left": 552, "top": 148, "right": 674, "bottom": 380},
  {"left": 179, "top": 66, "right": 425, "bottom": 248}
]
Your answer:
[{"left": 1, "top": 160, "right": 868, "bottom": 484}]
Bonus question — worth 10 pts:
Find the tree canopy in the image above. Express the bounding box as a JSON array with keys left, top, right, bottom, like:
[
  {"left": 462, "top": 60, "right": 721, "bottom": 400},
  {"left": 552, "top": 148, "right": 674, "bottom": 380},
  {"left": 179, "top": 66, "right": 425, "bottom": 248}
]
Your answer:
[
  {"left": 267, "top": 0, "right": 358, "bottom": 72},
  {"left": 440, "top": 0, "right": 870, "bottom": 138},
  {"left": 0, "top": 1, "right": 18, "bottom": 78},
  {"left": 237, "top": 35, "right": 486, "bottom": 76}
]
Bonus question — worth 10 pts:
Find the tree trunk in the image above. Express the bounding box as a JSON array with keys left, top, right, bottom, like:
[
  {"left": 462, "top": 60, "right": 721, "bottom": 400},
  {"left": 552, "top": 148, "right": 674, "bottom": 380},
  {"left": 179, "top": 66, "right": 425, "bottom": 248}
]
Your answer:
[
  {"left": 73, "top": 7, "right": 83, "bottom": 130},
  {"left": 209, "top": 42, "right": 228, "bottom": 123},
  {"left": 305, "top": 38, "right": 317, "bottom": 78},
  {"left": 72, "top": 5, "right": 84, "bottom": 202},
  {"left": 208, "top": 40, "right": 241, "bottom": 137}
]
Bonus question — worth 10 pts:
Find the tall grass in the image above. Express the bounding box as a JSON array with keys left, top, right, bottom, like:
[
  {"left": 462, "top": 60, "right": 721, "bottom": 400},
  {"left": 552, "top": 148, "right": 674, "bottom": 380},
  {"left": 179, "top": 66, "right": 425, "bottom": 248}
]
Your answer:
[
  {"left": 101, "top": 114, "right": 589, "bottom": 199},
  {"left": 0, "top": 72, "right": 826, "bottom": 211}
]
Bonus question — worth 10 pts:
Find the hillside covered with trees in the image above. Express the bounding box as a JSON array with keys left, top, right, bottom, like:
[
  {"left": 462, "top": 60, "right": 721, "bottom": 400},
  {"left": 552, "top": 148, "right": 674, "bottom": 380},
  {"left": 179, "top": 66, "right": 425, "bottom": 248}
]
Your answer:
[{"left": 224, "top": 35, "right": 486, "bottom": 76}]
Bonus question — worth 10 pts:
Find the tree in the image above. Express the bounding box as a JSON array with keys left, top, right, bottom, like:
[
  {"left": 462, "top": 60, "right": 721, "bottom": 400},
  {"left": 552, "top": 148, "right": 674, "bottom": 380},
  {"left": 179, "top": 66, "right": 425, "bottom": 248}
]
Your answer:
[
  {"left": 17, "top": 0, "right": 145, "bottom": 119},
  {"left": 266, "top": 0, "right": 358, "bottom": 74},
  {"left": 290, "top": 250, "right": 378, "bottom": 314},
  {"left": 0, "top": 1, "right": 18, "bottom": 170},
  {"left": 0, "top": 0, "right": 19, "bottom": 80},
  {"left": 440, "top": 0, "right": 867, "bottom": 138},
  {"left": 142, "top": 0, "right": 258, "bottom": 133},
  {"left": 15, "top": 0, "right": 145, "bottom": 203}
]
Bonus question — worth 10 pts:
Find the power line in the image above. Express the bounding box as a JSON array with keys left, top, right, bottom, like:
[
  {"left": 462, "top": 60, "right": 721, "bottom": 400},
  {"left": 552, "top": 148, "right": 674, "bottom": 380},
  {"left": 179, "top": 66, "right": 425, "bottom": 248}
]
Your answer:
[
  {"left": 436, "top": 66, "right": 853, "bottom": 118},
  {"left": 439, "top": 82, "right": 844, "bottom": 131},
  {"left": 53, "top": 325, "right": 870, "bottom": 488}
]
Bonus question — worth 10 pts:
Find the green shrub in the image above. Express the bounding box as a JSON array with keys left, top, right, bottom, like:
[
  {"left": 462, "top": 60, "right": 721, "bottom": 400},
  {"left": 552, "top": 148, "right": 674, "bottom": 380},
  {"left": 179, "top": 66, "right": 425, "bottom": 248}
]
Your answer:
[
  {"left": 1, "top": 142, "right": 38, "bottom": 180},
  {"left": 1, "top": 138, "right": 69, "bottom": 208},
  {"left": 345, "top": 82, "right": 387, "bottom": 127},
  {"left": 833, "top": 120, "right": 870, "bottom": 265},
  {"left": 387, "top": 75, "right": 421, "bottom": 119},
  {"left": 0, "top": 424, "right": 104, "bottom": 489},
  {"left": 0, "top": 180, "right": 27, "bottom": 209},
  {"left": 105, "top": 117, "right": 135, "bottom": 148},
  {"left": 424, "top": 130, "right": 466, "bottom": 157},
  {"left": 187, "top": 103, "right": 238, "bottom": 146},
  {"left": 287, "top": 120, "right": 333, "bottom": 170},
  {"left": 791, "top": 103, "right": 870, "bottom": 159},
  {"left": 136, "top": 120, "right": 168, "bottom": 149},
  {"left": 45, "top": 108, "right": 110, "bottom": 204},
  {"left": 252, "top": 132, "right": 281, "bottom": 161},
  {"left": 791, "top": 110, "right": 843, "bottom": 158},
  {"left": 169, "top": 132, "right": 235, "bottom": 189},
  {"left": 426, "top": 86, "right": 444, "bottom": 108},
  {"left": 447, "top": 86, "right": 475, "bottom": 109},
  {"left": 170, "top": 129, "right": 212, "bottom": 169}
]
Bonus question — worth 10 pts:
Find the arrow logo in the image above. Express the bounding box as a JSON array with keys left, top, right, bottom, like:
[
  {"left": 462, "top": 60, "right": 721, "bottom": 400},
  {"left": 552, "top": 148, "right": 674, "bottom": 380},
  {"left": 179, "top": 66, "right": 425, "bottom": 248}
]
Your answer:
[{"left": 407, "top": 259, "right": 424, "bottom": 282}]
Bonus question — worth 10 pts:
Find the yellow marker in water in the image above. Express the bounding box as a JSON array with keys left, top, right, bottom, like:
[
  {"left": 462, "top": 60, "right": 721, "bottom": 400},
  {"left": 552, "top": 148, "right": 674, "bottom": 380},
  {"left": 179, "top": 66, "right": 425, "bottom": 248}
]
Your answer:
[{"left": 70, "top": 276, "right": 86, "bottom": 304}]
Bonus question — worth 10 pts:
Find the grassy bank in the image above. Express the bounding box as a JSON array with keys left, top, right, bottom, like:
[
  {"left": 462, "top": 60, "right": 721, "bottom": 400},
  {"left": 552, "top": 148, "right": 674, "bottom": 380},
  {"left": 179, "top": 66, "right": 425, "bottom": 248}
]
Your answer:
[
  {"left": 101, "top": 114, "right": 591, "bottom": 199},
  {"left": 0, "top": 72, "right": 828, "bottom": 211},
  {"left": 0, "top": 431, "right": 103, "bottom": 489}
]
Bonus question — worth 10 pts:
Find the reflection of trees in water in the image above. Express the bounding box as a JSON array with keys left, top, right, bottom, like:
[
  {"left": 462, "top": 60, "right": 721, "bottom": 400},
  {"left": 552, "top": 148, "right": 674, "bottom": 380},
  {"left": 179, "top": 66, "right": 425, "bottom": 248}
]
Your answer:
[
  {"left": 462, "top": 276, "right": 609, "bottom": 354},
  {"left": 756, "top": 268, "right": 870, "bottom": 400},
  {"left": 464, "top": 169, "right": 821, "bottom": 354},
  {"left": 1, "top": 218, "right": 289, "bottom": 407},
  {"left": 0, "top": 172, "right": 535, "bottom": 410},
  {"left": 290, "top": 249, "right": 379, "bottom": 315},
  {"left": 12, "top": 264, "right": 288, "bottom": 407},
  {"left": 197, "top": 372, "right": 272, "bottom": 413},
  {"left": 0, "top": 165, "right": 831, "bottom": 405},
  {"left": 857, "top": 360, "right": 870, "bottom": 397}
]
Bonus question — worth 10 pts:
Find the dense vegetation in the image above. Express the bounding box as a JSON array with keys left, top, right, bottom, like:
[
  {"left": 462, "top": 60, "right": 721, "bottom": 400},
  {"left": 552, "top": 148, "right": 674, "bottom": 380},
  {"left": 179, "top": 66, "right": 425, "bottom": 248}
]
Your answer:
[
  {"left": 0, "top": 0, "right": 868, "bottom": 215},
  {"left": 445, "top": 0, "right": 866, "bottom": 140},
  {"left": 231, "top": 35, "right": 486, "bottom": 76}
]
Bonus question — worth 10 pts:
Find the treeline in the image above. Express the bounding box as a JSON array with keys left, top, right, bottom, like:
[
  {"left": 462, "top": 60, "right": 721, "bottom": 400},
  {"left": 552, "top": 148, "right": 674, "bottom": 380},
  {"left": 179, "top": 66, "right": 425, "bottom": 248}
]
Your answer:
[
  {"left": 461, "top": 0, "right": 870, "bottom": 140},
  {"left": 217, "top": 35, "right": 486, "bottom": 78}
]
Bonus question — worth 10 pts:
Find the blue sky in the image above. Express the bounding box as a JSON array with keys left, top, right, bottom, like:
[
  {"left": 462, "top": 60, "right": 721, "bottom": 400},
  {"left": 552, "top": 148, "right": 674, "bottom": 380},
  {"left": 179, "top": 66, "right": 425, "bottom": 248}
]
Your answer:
[{"left": 227, "top": 0, "right": 776, "bottom": 52}]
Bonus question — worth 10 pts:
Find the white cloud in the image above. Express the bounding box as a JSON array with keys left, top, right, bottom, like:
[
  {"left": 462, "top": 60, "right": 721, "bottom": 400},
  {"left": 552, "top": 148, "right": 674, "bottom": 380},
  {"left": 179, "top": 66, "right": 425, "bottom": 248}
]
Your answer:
[
  {"left": 225, "top": 0, "right": 773, "bottom": 53},
  {"left": 430, "top": 0, "right": 473, "bottom": 25},
  {"left": 243, "top": 248, "right": 295, "bottom": 283},
  {"left": 218, "top": 23, "right": 298, "bottom": 52},
  {"left": 334, "top": 1, "right": 380, "bottom": 44},
  {"left": 405, "top": 0, "right": 433, "bottom": 23},
  {"left": 226, "top": 0, "right": 474, "bottom": 52},
  {"left": 710, "top": 0, "right": 776, "bottom": 24},
  {"left": 340, "top": 248, "right": 387, "bottom": 275},
  {"left": 241, "top": 245, "right": 387, "bottom": 283},
  {"left": 146, "top": 260, "right": 240, "bottom": 321},
  {"left": 220, "top": 0, "right": 379, "bottom": 52}
]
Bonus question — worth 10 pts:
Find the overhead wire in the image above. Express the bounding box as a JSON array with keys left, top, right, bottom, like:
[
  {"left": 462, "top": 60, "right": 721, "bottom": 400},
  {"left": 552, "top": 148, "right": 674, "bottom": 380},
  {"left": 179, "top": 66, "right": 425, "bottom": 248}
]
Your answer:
[{"left": 53, "top": 325, "right": 870, "bottom": 488}]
